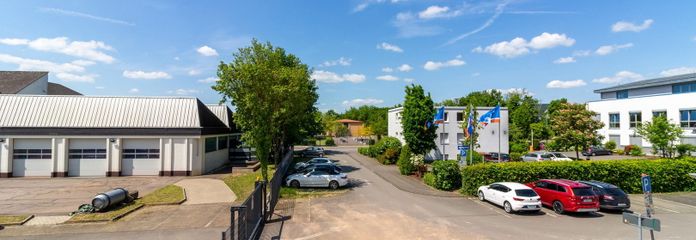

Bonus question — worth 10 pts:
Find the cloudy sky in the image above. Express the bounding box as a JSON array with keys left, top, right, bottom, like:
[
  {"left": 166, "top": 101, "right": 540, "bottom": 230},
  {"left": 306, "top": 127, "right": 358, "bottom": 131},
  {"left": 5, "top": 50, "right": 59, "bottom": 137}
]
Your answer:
[{"left": 1, "top": 1, "right": 695, "bottom": 111}]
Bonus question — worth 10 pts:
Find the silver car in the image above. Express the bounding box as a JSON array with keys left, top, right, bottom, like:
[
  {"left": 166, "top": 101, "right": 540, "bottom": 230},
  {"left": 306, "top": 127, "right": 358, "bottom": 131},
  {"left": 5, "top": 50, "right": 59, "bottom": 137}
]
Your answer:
[
  {"left": 521, "top": 152, "right": 554, "bottom": 162},
  {"left": 286, "top": 168, "right": 348, "bottom": 189},
  {"left": 294, "top": 157, "right": 334, "bottom": 170}
]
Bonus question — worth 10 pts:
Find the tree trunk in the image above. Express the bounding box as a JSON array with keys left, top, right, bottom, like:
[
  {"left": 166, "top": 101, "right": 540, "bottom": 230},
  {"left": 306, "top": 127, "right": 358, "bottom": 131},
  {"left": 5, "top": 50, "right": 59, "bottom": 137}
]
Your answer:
[{"left": 574, "top": 145, "right": 580, "bottom": 160}]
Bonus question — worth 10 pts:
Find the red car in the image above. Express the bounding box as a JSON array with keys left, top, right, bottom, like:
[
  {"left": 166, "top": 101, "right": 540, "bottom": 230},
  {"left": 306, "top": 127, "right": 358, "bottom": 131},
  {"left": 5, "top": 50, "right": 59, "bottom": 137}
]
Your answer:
[{"left": 526, "top": 179, "right": 599, "bottom": 214}]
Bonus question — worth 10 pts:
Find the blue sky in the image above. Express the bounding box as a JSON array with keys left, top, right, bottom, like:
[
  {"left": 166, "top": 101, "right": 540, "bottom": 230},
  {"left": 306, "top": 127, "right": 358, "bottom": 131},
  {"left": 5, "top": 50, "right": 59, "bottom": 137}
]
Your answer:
[{"left": 1, "top": 1, "right": 695, "bottom": 111}]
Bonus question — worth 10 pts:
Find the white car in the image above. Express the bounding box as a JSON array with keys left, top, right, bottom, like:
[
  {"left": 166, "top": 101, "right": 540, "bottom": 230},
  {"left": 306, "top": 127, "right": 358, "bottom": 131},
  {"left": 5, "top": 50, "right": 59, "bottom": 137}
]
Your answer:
[
  {"left": 477, "top": 182, "right": 542, "bottom": 213},
  {"left": 549, "top": 152, "right": 572, "bottom": 161},
  {"left": 286, "top": 167, "right": 348, "bottom": 189}
]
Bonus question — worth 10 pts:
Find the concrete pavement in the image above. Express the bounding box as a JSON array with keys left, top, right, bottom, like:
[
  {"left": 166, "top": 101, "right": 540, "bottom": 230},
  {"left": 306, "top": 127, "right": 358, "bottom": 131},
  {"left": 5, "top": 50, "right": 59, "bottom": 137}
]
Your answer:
[{"left": 175, "top": 178, "right": 236, "bottom": 205}]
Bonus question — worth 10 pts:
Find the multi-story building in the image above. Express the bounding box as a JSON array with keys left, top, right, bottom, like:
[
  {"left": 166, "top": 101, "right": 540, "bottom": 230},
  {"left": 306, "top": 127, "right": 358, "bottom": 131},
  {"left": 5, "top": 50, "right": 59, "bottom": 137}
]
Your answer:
[
  {"left": 388, "top": 106, "right": 509, "bottom": 161},
  {"left": 587, "top": 73, "right": 696, "bottom": 150}
]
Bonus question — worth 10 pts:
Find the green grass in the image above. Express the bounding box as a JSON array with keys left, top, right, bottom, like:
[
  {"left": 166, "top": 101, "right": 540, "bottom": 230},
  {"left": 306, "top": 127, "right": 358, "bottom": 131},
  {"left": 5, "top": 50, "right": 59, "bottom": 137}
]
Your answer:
[
  {"left": 139, "top": 185, "right": 186, "bottom": 205},
  {"left": 67, "top": 202, "right": 143, "bottom": 223},
  {"left": 280, "top": 187, "right": 347, "bottom": 199},
  {"left": 0, "top": 215, "right": 31, "bottom": 225},
  {"left": 223, "top": 167, "right": 276, "bottom": 203}
]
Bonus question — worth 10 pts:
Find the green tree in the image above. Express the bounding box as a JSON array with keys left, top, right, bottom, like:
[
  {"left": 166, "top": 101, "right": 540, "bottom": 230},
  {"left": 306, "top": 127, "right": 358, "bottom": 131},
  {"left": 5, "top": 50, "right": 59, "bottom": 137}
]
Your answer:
[
  {"left": 214, "top": 39, "right": 319, "bottom": 181},
  {"left": 549, "top": 103, "right": 604, "bottom": 159},
  {"left": 402, "top": 84, "right": 437, "bottom": 155},
  {"left": 508, "top": 95, "right": 540, "bottom": 143},
  {"left": 635, "top": 116, "right": 684, "bottom": 158}
]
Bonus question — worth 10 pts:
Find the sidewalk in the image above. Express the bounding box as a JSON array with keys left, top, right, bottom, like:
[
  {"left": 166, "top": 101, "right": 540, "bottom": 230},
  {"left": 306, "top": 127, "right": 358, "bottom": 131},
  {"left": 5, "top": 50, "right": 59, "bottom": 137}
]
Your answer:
[{"left": 346, "top": 149, "right": 460, "bottom": 198}]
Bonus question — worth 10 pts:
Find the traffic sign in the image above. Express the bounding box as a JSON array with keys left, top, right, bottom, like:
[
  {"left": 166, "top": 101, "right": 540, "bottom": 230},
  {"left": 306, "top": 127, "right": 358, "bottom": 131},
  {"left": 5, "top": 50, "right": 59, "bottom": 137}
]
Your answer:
[
  {"left": 642, "top": 175, "right": 652, "bottom": 193},
  {"left": 623, "top": 212, "right": 661, "bottom": 232}
]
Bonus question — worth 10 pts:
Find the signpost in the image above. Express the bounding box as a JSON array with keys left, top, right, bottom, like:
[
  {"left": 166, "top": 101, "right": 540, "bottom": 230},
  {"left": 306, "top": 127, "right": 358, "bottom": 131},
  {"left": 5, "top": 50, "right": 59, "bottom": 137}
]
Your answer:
[{"left": 458, "top": 145, "right": 469, "bottom": 165}]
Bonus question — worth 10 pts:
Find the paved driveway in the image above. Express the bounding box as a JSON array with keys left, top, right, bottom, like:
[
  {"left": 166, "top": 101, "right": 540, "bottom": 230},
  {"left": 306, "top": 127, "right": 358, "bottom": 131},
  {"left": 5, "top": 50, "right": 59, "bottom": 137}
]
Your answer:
[{"left": 0, "top": 177, "right": 182, "bottom": 215}]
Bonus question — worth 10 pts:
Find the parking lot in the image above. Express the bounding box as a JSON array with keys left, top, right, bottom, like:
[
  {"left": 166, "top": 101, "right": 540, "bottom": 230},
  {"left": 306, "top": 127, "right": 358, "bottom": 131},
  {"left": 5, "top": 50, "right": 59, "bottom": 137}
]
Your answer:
[{"left": 265, "top": 146, "right": 696, "bottom": 240}]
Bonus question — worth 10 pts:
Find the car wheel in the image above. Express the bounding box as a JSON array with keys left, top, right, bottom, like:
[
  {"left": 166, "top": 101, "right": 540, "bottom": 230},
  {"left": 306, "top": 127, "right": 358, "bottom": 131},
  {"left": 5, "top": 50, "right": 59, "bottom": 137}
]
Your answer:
[
  {"left": 290, "top": 180, "right": 300, "bottom": 188},
  {"left": 329, "top": 181, "right": 339, "bottom": 190},
  {"left": 478, "top": 191, "right": 485, "bottom": 201},
  {"left": 503, "top": 201, "right": 513, "bottom": 213},
  {"left": 553, "top": 201, "right": 565, "bottom": 214}
]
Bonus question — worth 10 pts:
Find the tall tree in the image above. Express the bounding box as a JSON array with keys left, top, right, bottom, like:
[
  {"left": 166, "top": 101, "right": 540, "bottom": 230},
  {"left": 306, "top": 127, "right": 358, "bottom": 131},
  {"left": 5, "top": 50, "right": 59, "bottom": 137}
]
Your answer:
[
  {"left": 402, "top": 84, "right": 437, "bottom": 155},
  {"left": 509, "top": 95, "right": 540, "bottom": 142},
  {"left": 214, "top": 39, "right": 319, "bottom": 181},
  {"left": 549, "top": 103, "right": 604, "bottom": 159},
  {"left": 635, "top": 116, "right": 683, "bottom": 158}
]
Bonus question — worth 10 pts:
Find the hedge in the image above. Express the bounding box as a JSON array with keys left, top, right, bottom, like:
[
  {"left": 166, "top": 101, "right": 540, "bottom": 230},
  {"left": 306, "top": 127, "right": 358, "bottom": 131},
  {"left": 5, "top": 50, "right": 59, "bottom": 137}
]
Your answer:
[
  {"left": 431, "top": 160, "right": 462, "bottom": 191},
  {"left": 358, "top": 137, "right": 401, "bottom": 164},
  {"left": 460, "top": 158, "right": 696, "bottom": 195}
]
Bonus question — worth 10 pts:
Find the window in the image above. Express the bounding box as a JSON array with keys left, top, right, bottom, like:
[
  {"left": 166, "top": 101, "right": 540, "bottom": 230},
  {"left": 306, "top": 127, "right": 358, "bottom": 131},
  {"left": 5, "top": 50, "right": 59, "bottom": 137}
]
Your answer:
[
  {"left": 616, "top": 90, "right": 628, "bottom": 99},
  {"left": 515, "top": 189, "right": 538, "bottom": 197},
  {"left": 69, "top": 149, "right": 107, "bottom": 159},
  {"left": 13, "top": 149, "right": 51, "bottom": 159},
  {"left": 680, "top": 110, "right": 696, "bottom": 128},
  {"left": 546, "top": 183, "right": 558, "bottom": 191},
  {"left": 444, "top": 112, "right": 449, "bottom": 122},
  {"left": 556, "top": 185, "right": 567, "bottom": 193},
  {"left": 629, "top": 112, "right": 642, "bottom": 128},
  {"left": 609, "top": 113, "right": 620, "bottom": 129},
  {"left": 535, "top": 181, "right": 547, "bottom": 188},
  {"left": 218, "top": 136, "right": 228, "bottom": 150},
  {"left": 652, "top": 111, "right": 667, "bottom": 119},
  {"left": 672, "top": 82, "right": 696, "bottom": 94},
  {"left": 205, "top": 137, "right": 217, "bottom": 153},
  {"left": 440, "top": 133, "right": 449, "bottom": 144},
  {"left": 456, "top": 112, "right": 464, "bottom": 122},
  {"left": 572, "top": 187, "right": 595, "bottom": 196},
  {"left": 122, "top": 149, "right": 159, "bottom": 159},
  {"left": 456, "top": 133, "right": 464, "bottom": 144}
]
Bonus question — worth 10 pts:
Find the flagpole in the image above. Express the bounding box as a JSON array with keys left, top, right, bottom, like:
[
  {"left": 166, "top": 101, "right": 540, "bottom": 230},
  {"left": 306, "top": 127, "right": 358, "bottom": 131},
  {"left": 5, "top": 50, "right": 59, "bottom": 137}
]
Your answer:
[
  {"left": 498, "top": 105, "right": 501, "bottom": 163},
  {"left": 469, "top": 105, "right": 473, "bottom": 166}
]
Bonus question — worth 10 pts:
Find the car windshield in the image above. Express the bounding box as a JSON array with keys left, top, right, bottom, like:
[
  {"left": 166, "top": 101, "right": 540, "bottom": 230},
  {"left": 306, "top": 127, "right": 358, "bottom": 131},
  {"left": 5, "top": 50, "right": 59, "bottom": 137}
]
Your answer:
[
  {"left": 515, "top": 189, "right": 538, "bottom": 197},
  {"left": 552, "top": 153, "right": 567, "bottom": 158},
  {"left": 572, "top": 187, "right": 595, "bottom": 196},
  {"left": 541, "top": 154, "right": 553, "bottom": 158},
  {"left": 605, "top": 188, "right": 626, "bottom": 196}
]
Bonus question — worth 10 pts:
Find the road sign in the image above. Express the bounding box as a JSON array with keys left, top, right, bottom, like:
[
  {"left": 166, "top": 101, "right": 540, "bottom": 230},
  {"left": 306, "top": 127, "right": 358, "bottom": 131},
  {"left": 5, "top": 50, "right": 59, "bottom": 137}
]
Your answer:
[
  {"left": 642, "top": 175, "right": 652, "bottom": 193},
  {"left": 623, "top": 212, "right": 661, "bottom": 232}
]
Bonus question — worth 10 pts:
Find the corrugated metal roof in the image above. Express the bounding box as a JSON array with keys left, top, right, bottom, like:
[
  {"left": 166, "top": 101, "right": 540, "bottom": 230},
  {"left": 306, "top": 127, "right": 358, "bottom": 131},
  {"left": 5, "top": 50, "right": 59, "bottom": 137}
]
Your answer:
[
  {"left": 205, "top": 104, "right": 231, "bottom": 128},
  {"left": 594, "top": 73, "right": 696, "bottom": 93},
  {"left": 0, "top": 95, "right": 201, "bottom": 128}
]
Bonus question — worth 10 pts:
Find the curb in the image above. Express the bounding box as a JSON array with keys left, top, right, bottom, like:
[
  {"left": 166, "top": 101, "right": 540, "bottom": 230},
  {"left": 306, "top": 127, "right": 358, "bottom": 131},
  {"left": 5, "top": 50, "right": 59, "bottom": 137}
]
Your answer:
[
  {"left": 0, "top": 215, "right": 34, "bottom": 226},
  {"left": 143, "top": 188, "right": 188, "bottom": 206},
  {"left": 63, "top": 203, "right": 144, "bottom": 224}
]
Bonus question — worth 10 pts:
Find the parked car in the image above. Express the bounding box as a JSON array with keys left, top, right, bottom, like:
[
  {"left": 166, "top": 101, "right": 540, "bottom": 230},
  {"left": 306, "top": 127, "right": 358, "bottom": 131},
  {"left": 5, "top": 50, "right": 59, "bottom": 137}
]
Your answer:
[
  {"left": 294, "top": 157, "right": 335, "bottom": 170},
  {"left": 582, "top": 146, "right": 612, "bottom": 156},
  {"left": 549, "top": 152, "right": 573, "bottom": 161},
  {"left": 286, "top": 167, "right": 348, "bottom": 189},
  {"left": 578, "top": 180, "right": 631, "bottom": 211},
  {"left": 297, "top": 163, "right": 342, "bottom": 174},
  {"left": 477, "top": 182, "right": 542, "bottom": 213},
  {"left": 526, "top": 179, "right": 599, "bottom": 214},
  {"left": 296, "top": 146, "right": 325, "bottom": 158},
  {"left": 484, "top": 152, "right": 510, "bottom": 162},
  {"left": 521, "top": 152, "right": 554, "bottom": 162}
]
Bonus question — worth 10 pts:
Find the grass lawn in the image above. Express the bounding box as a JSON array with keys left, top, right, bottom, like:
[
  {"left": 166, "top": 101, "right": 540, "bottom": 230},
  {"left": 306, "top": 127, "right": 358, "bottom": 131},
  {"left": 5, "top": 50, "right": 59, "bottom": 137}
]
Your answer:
[
  {"left": 67, "top": 184, "right": 185, "bottom": 223},
  {"left": 280, "top": 187, "right": 348, "bottom": 199},
  {"left": 0, "top": 215, "right": 31, "bottom": 225},
  {"left": 223, "top": 166, "right": 276, "bottom": 203}
]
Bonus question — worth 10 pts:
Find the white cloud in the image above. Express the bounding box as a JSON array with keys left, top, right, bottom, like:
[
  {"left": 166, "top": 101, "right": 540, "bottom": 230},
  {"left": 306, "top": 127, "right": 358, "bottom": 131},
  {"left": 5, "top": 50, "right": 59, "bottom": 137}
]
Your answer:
[
  {"left": 546, "top": 79, "right": 587, "bottom": 89},
  {"left": 393, "top": 12, "right": 445, "bottom": 38},
  {"left": 198, "top": 77, "right": 219, "bottom": 83},
  {"left": 95, "top": 86, "right": 105, "bottom": 89},
  {"left": 40, "top": 7, "right": 134, "bottom": 26},
  {"left": 0, "top": 37, "right": 115, "bottom": 63},
  {"left": 71, "top": 60, "right": 95, "bottom": 66},
  {"left": 353, "top": 3, "right": 369, "bottom": 12},
  {"left": 397, "top": 64, "right": 413, "bottom": 72},
  {"left": 0, "top": 53, "right": 86, "bottom": 73},
  {"left": 319, "top": 57, "right": 351, "bottom": 67},
  {"left": 197, "top": 45, "right": 219, "bottom": 57},
  {"left": 471, "top": 72, "right": 481, "bottom": 77},
  {"left": 122, "top": 70, "right": 172, "bottom": 80},
  {"left": 473, "top": 32, "right": 575, "bottom": 58},
  {"left": 424, "top": 56, "right": 465, "bottom": 71},
  {"left": 573, "top": 50, "right": 592, "bottom": 57},
  {"left": 174, "top": 57, "right": 181, "bottom": 61},
  {"left": 612, "top": 19, "right": 653, "bottom": 32},
  {"left": 595, "top": 43, "right": 633, "bottom": 56},
  {"left": 554, "top": 57, "right": 576, "bottom": 64},
  {"left": 311, "top": 70, "right": 365, "bottom": 83},
  {"left": 377, "top": 42, "right": 403, "bottom": 53},
  {"left": 342, "top": 98, "right": 384, "bottom": 107},
  {"left": 418, "top": 5, "right": 461, "bottom": 19},
  {"left": 188, "top": 69, "right": 201, "bottom": 76},
  {"left": 353, "top": 0, "right": 403, "bottom": 13},
  {"left": 55, "top": 72, "right": 97, "bottom": 83},
  {"left": 592, "top": 71, "right": 643, "bottom": 84},
  {"left": 494, "top": 88, "right": 534, "bottom": 96},
  {"left": 381, "top": 67, "right": 394, "bottom": 73},
  {"left": 168, "top": 89, "right": 199, "bottom": 95},
  {"left": 445, "top": 1, "right": 508, "bottom": 45},
  {"left": 660, "top": 67, "right": 696, "bottom": 77},
  {"left": 403, "top": 78, "right": 414, "bottom": 82},
  {"left": 128, "top": 88, "right": 140, "bottom": 93},
  {"left": 376, "top": 75, "right": 399, "bottom": 81}
]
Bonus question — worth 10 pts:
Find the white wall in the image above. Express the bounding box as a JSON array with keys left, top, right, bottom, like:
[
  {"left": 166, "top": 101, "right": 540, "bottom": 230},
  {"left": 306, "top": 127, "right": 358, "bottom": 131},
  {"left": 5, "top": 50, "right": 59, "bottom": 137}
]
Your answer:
[
  {"left": 588, "top": 92, "right": 696, "bottom": 148},
  {"left": 16, "top": 75, "right": 48, "bottom": 95}
]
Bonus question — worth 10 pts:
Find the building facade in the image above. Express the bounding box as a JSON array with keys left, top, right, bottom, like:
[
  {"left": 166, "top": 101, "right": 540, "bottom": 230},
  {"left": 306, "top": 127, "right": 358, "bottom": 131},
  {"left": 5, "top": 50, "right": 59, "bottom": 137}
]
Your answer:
[
  {"left": 587, "top": 73, "right": 696, "bottom": 150},
  {"left": 336, "top": 119, "right": 364, "bottom": 137},
  {"left": 0, "top": 95, "right": 239, "bottom": 178},
  {"left": 388, "top": 106, "right": 509, "bottom": 161}
]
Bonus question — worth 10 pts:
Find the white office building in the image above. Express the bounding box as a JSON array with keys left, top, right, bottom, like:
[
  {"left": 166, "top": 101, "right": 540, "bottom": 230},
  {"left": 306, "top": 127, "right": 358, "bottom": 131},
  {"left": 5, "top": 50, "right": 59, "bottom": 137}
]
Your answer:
[
  {"left": 388, "top": 106, "right": 509, "bottom": 161},
  {"left": 587, "top": 73, "right": 696, "bottom": 150}
]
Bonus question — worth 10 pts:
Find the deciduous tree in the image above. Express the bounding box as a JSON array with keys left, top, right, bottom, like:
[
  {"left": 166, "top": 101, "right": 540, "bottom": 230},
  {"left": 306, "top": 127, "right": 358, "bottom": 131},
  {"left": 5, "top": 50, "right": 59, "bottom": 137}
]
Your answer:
[
  {"left": 549, "top": 103, "right": 604, "bottom": 159},
  {"left": 402, "top": 84, "right": 437, "bottom": 155},
  {"left": 635, "top": 116, "right": 683, "bottom": 158}
]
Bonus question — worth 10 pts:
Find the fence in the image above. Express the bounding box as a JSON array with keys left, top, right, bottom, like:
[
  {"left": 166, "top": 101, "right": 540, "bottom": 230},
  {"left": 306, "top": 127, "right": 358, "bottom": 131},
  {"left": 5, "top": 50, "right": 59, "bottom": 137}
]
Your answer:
[{"left": 222, "top": 150, "right": 293, "bottom": 240}]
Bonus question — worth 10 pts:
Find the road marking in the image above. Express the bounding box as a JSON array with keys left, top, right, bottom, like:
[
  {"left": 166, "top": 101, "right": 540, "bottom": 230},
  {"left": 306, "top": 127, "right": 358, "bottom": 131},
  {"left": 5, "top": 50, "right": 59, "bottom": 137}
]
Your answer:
[
  {"left": 542, "top": 209, "right": 559, "bottom": 218},
  {"left": 656, "top": 206, "right": 680, "bottom": 213},
  {"left": 470, "top": 199, "right": 513, "bottom": 219},
  {"left": 655, "top": 198, "right": 696, "bottom": 210}
]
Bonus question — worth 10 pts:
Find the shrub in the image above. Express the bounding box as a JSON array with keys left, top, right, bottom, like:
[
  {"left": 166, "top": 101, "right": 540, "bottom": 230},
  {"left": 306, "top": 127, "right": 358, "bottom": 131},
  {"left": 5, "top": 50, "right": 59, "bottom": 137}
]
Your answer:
[
  {"left": 431, "top": 160, "right": 462, "bottom": 191},
  {"left": 604, "top": 140, "right": 617, "bottom": 150},
  {"left": 373, "top": 137, "right": 402, "bottom": 155},
  {"left": 378, "top": 148, "right": 400, "bottom": 165},
  {"left": 510, "top": 142, "right": 528, "bottom": 154},
  {"left": 398, "top": 144, "right": 415, "bottom": 175},
  {"left": 460, "top": 159, "right": 696, "bottom": 195},
  {"left": 463, "top": 151, "right": 485, "bottom": 165},
  {"left": 676, "top": 144, "right": 695, "bottom": 158},
  {"left": 509, "top": 152, "right": 525, "bottom": 162},
  {"left": 615, "top": 149, "right": 625, "bottom": 155},
  {"left": 324, "top": 137, "right": 336, "bottom": 146},
  {"left": 423, "top": 172, "right": 436, "bottom": 187},
  {"left": 629, "top": 145, "right": 643, "bottom": 156},
  {"left": 358, "top": 147, "right": 371, "bottom": 156}
]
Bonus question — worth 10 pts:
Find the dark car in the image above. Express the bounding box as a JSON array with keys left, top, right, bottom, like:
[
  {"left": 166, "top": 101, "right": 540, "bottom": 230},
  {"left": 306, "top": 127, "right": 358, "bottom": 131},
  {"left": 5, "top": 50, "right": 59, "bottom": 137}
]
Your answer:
[
  {"left": 295, "top": 146, "right": 325, "bottom": 158},
  {"left": 484, "top": 152, "right": 510, "bottom": 162},
  {"left": 298, "top": 163, "right": 342, "bottom": 174},
  {"left": 578, "top": 180, "right": 630, "bottom": 211},
  {"left": 582, "top": 146, "right": 612, "bottom": 156}
]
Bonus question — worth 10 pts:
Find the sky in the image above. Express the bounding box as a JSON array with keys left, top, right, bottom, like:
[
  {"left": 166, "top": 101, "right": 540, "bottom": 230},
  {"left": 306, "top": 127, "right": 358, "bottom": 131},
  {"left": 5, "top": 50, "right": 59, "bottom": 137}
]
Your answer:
[{"left": 1, "top": 0, "right": 695, "bottom": 112}]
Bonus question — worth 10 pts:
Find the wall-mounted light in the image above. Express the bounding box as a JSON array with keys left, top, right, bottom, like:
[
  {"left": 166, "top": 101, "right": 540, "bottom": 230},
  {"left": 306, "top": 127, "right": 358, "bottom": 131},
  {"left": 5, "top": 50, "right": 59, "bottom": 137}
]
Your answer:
[
  {"left": 0, "top": 138, "right": 5, "bottom": 143},
  {"left": 109, "top": 138, "right": 116, "bottom": 143}
]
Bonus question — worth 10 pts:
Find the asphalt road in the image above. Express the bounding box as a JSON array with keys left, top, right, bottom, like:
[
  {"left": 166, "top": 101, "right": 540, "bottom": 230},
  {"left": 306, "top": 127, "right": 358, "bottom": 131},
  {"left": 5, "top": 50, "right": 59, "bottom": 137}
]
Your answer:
[{"left": 268, "top": 146, "right": 696, "bottom": 240}]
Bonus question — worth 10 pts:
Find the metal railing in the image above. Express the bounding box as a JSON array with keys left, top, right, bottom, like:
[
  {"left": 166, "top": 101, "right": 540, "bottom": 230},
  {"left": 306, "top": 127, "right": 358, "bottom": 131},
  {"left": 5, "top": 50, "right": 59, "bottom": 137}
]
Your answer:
[{"left": 222, "top": 150, "right": 293, "bottom": 240}]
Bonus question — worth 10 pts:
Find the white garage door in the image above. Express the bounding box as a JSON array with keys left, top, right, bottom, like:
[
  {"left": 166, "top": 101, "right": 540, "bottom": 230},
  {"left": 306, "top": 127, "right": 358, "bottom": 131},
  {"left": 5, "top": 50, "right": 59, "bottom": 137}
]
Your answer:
[
  {"left": 68, "top": 139, "right": 107, "bottom": 177},
  {"left": 13, "top": 139, "right": 52, "bottom": 177},
  {"left": 121, "top": 139, "right": 160, "bottom": 176}
]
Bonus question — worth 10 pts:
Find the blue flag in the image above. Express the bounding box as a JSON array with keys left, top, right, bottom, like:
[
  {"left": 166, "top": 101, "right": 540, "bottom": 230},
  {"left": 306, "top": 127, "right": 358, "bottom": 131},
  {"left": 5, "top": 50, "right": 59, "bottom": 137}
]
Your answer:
[
  {"left": 433, "top": 106, "right": 445, "bottom": 125},
  {"left": 478, "top": 105, "right": 500, "bottom": 127}
]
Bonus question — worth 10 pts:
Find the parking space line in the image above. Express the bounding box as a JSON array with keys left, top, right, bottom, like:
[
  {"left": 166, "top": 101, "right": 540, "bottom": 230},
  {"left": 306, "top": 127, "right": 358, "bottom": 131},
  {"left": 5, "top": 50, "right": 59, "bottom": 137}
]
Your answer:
[
  {"left": 541, "top": 208, "right": 559, "bottom": 218},
  {"left": 470, "top": 199, "right": 513, "bottom": 219},
  {"left": 655, "top": 198, "right": 696, "bottom": 210}
]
